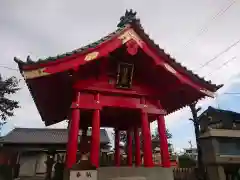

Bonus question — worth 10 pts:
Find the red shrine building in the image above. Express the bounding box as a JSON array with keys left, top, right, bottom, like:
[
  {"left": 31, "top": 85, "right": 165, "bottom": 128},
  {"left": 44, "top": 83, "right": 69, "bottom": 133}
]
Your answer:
[{"left": 14, "top": 10, "right": 222, "bottom": 169}]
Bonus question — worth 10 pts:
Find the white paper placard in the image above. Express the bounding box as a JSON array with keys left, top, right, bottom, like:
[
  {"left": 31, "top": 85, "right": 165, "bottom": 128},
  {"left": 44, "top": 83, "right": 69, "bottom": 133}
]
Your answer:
[{"left": 70, "top": 170, "right": 97, "bottom": 180}]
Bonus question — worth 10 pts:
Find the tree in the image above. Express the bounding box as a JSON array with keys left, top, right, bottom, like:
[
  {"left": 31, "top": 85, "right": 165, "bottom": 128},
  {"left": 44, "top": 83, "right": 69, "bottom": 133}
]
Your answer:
[
  {"left": 152, "top": 127, "right": 173, "bottom": 154},
  {"left": 118, "top": 127, "right": 172, "bottom": 146},
  {"left": 178, "top": 154, "right": 196, "bottom": 168},
  {"left": 189, "top": 102, "right": 205, "bottom": 180},
  {"left": 119, "top": 131, "right": 128, "bottom": 143},
  {"left": 111, "top": 130, "right": 128, "bottom": 145},
  {"left": 112, "top": 128, "right": 173, "bottom": 158},
  {"left": 0, "top": 75, "right": 20, "bottom": 124},
  {"left": 152, "top": 127, "right": 172, "bottom": 140}
]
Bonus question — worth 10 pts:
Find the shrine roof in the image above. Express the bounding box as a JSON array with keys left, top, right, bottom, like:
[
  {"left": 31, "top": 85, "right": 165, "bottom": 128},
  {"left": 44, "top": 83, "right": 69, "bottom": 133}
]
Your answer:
[
  {"left": 14, "top": 10, "right": 222, "bottom": 91},
  {"left": 0, "top": 128, "right": 110, "bottom": 144},
  {"left": 14, "top": 26, "right": 125, "bottom": 66}
]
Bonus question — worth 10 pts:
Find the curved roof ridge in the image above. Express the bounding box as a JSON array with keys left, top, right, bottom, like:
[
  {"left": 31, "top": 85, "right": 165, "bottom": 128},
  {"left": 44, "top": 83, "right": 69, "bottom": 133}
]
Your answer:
[{"left": 14, "top": 26, "right": 126, "bottom": 65}]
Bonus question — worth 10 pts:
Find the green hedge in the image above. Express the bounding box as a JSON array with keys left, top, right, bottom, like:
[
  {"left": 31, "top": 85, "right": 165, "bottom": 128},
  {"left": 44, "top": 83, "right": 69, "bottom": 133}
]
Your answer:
[{"left": 178, "top": 155, "right": 196, "bottom": 168}]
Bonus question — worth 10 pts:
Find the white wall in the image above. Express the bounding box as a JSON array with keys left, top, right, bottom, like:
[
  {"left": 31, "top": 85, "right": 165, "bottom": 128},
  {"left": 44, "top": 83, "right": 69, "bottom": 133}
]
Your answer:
[
  {"left": 19, "top": 154, "right": 37, "bottom": 176},
  {"left": 19, "top": 152, "right": 49, "bottom": 177},
  {"left": 35, "top": 153, "right": 47, "bottom": 174}
]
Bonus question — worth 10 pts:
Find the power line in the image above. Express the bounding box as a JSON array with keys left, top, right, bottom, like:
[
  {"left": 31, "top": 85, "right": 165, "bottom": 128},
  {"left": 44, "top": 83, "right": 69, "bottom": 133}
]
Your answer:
[
  {"left": 0, "top": 65, "right": 23, "bottom": 82},
  {"left": 195, "top": 38, "right": 240, "bottom": 72},
  {"left": 207, "top": 56, "right": 237, "bottom": 77},
  {"left": 183, "top": 0, "right": 237, "bottom": 49},
  {"left": 178, "top": 1, "right": 239, "bottom": 74},
  {"left": 1, "top": 59, "right": 240, "bottom": 109},
  {"left": 0, "top": 65, "right": 18, "bottom": 71},
  {"left": 194, "top": 0, "right": 236, "bottom": 37},
  {"left": 0, "top": 55, "right": 238, "bottom": 82},
  {"left": 0, "top": 44, "right": 239, "bottom": 90},
  {"left": 223, "top": 92, "right": 240, "bottom": 95}
]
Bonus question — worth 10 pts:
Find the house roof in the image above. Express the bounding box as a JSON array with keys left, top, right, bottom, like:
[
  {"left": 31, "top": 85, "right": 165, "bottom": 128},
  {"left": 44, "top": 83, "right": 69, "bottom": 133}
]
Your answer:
[
  {"left": 14, "top": 9, "right": 222, "bottom": 91},
  {"left": 198, "top": 106, "right": 240, "bottom": 121},
  {"left": 0, "top": 128, "right": 110, "bottom": 144}
]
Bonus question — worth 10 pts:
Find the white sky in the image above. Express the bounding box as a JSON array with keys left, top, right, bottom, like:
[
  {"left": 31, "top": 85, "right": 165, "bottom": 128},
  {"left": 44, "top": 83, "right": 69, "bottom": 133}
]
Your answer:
[{"left": 1, "top": 0, "right": 240, "bottom": 150}]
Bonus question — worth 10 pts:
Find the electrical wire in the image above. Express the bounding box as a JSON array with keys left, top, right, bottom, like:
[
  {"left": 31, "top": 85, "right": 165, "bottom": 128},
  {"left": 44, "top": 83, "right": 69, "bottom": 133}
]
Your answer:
[
  {"left": 195, "top": 38, "right": 240, "bottom": 72},
  {"left": 179, "top": 1, "right": 239, "bottom": 79},
  {"left": 1, "top": 1, "right": 238, "bottom": 79},
  {"left": 0, "top": 65, "right": 18, "bottom": 71},
  {"left": 196, "top": 0, "right": 236, "bottom": 36},
  {"left": 206, "top": 56, "right": 237, "bottom": 77},
  {"left": 0, "top": 55, "right": 238, "bottom": 83},
  {"left": 223, "top": 92, "right": 240, "bottom": 95},
  {"left": 0, "top": 65, "right": 24, "bottom": 82},
  {"left": 183, "top": 0, "right": 237, "bottom": 49}
]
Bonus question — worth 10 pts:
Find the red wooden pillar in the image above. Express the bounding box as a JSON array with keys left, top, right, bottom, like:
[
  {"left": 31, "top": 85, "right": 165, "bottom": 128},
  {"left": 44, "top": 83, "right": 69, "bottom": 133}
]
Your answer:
[
  {"left": 90, "top": 93, "right": 101, "bottom": 167},
  {"left": 134, "top": 127, "right": 141, "bottom": 166},
  {"left": 127, "top": 129, "right": 133, "bottom": 166},
  {"left": 114, "top": 129, "right": 120, "bottom": 166},
  {"left": 141, "top": 112, "right": 153, "bottom": 167},
  {"left": 66, "top": 92, "right": 81, "bottom": 169},
  {"left": 157, "top": 115, "right": 170, "bottom": 167}
]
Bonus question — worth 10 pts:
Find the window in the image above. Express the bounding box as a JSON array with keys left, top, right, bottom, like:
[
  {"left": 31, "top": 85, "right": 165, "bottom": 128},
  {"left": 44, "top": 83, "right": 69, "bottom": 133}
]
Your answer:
[
  {"left": 116, "top": 63, "right": 134, "bottom": 89},
  {"left": 217, "top": 139, "right": 240, "bottom": 155},
  {"left": 208, "top": 122, "right": 223, "bottom": 129},
  {"left": 208, "top": 116, "right": 213, "bottom": 122}
]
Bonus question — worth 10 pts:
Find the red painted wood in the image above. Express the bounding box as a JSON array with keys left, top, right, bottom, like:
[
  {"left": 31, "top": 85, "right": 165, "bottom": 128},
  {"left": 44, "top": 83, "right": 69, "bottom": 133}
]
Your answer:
[
  {"left": 25, "top": 37, "right": 123, "bottom": 74},
  {"left": 126, "top": 39, "right": 139, "bottom": 56},
  {"left": 157, "top": 115, "right": 171, "bottom": 167},
  {"left": 100, "top": 95, "right": 140, "bottom": 109},
  {"left": 90, "top": 94, "right": 101, "bottom": 167},
  {"left": 137, "top": 104, "right": 166, "bottom": 115},
  {"left": 134, "top": 127, "right": 141, "bottom": 166},
  {"left": 76, "top": 91, "right": 164, "bottom": 113},
  {"left": 140, "top": 40, "right": 208, "bottom": 95},
  {"left": 66, "top": 91, "right": 80, "bottom": 169},
  {"left": 141, "top": 112, "right": 153, "bottom": 167},
  {"left": 77, "top": 92, "right": 101, "bottom": 109},
  {"left": 114, "top": 129, "right": 120, "bottom": 166},
  {"left": 73, "top": 77, "right": 160, "bottom": 97},
  {"left": 127, "top": 129, "right": 133, "bottom": 166},
  {"left": 22, "top": 26, "right": 214, "bottom": 98},
  {"left": 20, "top": 26, "right": 217, "bottom": 127}
]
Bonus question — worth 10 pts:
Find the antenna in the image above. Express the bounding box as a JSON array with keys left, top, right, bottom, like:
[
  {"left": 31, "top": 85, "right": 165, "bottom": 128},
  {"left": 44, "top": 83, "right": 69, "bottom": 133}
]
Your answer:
[
  {"left": 215, "top": 93, "right": 220, "bottom": 109},
  {"left": 188, "top": 140, "right": 193, "bottom": 149}
]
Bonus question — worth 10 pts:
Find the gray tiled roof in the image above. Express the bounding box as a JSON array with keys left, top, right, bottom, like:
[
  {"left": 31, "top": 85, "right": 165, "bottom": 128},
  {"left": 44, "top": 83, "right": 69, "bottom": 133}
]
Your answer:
[
  {"left": 198, "top": 106, "right": 240, "bottom": 121},
  {"left": 0, "top": 128, "right": 110, "bottom": 144}
]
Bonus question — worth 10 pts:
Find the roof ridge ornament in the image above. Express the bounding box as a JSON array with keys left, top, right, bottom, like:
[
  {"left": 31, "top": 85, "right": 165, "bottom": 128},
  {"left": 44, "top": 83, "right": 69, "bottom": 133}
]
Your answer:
[
  {"left": 26, "top": 55, "right": 34, "bottom": 63},
  {"left": 117, "top": 9, "right": 137, "bottom": 28}
]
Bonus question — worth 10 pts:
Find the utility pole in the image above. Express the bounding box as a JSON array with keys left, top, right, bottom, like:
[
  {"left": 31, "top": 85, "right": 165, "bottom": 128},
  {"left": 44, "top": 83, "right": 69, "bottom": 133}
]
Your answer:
[{"left": 189, "top": 102, "right": 205, "bottom": 180}]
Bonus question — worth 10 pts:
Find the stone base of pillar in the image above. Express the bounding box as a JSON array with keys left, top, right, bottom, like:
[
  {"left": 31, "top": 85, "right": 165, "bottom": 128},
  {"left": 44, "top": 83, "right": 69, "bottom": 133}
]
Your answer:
[
  {"left": 97, "top": 167, "right": 174, "bottom": 180},
  {"left": 63, "top": 160, "right": 97, "bottom": 180}
]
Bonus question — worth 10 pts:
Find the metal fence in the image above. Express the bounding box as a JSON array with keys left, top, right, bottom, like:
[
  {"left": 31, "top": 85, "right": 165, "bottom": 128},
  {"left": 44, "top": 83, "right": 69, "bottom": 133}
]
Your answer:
[{"left": 173, "top": 168, "right": 198, "bottom": 180}]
